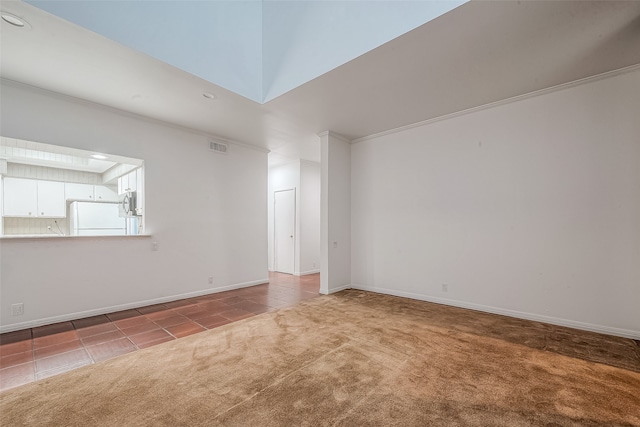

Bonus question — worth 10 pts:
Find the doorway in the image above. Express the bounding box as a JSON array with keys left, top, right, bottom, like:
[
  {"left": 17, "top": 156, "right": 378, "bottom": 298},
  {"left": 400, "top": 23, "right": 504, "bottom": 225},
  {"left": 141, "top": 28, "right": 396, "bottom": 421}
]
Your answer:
[{"left": 274, "top": 189, "right": 295, "bottom": 274}]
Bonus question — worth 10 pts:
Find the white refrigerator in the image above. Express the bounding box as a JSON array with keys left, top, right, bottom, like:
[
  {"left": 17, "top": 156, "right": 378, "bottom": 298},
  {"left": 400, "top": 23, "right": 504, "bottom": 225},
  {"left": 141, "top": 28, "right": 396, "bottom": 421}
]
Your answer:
[{"left": 69, "top": 202, "right": 126, "bottom": 236}]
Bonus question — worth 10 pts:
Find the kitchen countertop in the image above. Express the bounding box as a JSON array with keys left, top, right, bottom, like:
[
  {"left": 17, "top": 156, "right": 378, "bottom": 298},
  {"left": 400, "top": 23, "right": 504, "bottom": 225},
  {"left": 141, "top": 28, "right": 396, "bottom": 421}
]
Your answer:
[{"left": 0, "top": 234, "right": 151, "bottom": 240}]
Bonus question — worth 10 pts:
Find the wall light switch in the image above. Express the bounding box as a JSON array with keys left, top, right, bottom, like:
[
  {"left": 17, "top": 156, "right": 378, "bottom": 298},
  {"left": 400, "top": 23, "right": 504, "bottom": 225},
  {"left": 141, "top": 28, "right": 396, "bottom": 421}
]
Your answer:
[{"left": 152, "top": 242, "right": 159, "bottom": 251}]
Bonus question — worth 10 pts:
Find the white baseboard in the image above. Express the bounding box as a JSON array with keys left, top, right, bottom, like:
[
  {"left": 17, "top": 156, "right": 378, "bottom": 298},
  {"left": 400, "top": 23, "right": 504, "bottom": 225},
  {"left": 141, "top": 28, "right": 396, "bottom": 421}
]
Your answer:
[
  {"left": 350, "top": 284, "right": 640, "bottom": 340},
  {"left": 0, "top": 278, "right": 269, "bottom": 334},
  {"left": 297, "top": 269, "right": 320, "bottom": 276},
  {"left": 320, "top": 284, "right": 351, "bottom": 295},
  {"left": 270, "top": 269, "right": 319, "bottom": 276}
]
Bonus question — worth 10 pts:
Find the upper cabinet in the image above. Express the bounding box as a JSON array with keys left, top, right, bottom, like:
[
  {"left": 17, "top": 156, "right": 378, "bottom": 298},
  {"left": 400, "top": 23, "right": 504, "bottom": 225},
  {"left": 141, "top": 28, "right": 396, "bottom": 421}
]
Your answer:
[
  {"left": 3, "top": 178, "right": 37, "bottom": 216},
  {"left": 94, "top": 185, "right": 118, "bottom": 202},
  {"left": 65, "top": 183, "right": 94, "bottom": 201},
  {"left": 37, "top": 181, "right": 66, "bottom": 217},
  {"left": 65, "top": 183, "right": 118, "bottom": 202},
  {"left": 2, "top": 178, "right": 118, "bottom": 219},
  {"left": 3, "top": 177, "right": 65, "bottom": 218},
  {"left": 117, "top": 168, "right": 141, "bottom": 194}
]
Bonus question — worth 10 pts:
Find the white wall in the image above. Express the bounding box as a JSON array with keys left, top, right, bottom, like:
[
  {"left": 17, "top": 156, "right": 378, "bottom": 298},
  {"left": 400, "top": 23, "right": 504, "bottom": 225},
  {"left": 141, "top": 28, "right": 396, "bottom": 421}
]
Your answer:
[
  {"left": 320, "top": 132, "right": 351, "bottom": 294},
  {"left": 299, "top": 160, "right": 321, "bottom": 275},
  {"left": 0, "top": 81, "right": 268, "bottom": 332},
  {"left": 351, "top": 68, "right": 640, "bottom": 338},
  {"left": 267, "top": 159, "right": 320, "bottom": 275}
]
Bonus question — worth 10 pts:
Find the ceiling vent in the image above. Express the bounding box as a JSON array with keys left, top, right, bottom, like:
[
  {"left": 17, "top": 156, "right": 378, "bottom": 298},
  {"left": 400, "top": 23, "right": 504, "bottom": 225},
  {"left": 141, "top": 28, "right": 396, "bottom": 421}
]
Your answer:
[{"left": 209, "top": 140, "right": 228, "bottom": 154}]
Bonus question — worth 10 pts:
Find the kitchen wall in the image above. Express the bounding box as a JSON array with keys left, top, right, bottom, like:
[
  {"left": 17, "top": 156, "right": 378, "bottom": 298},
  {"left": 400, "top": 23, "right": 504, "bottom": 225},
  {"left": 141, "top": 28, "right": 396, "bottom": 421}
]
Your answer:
[
  {"left": 351, "top": 67, "right": 640, "bottom": 338},
  {"left": 0, "top": 80, "right": 268, "bottom": 332}
]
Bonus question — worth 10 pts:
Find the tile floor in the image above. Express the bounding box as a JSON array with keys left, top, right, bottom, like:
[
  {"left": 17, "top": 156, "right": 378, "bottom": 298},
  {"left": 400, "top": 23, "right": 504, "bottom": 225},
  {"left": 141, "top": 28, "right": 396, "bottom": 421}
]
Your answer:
[{"left": 0, "top": 272, "right": 320, "bottom": 392}]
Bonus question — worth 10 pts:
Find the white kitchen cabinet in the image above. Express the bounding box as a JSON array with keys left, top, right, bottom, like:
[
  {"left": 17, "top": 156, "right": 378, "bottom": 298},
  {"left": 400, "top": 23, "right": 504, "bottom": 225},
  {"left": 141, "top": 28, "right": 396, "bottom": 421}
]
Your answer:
[
  {"left": 66, "top": 183, "right": 119, "bottom": 203},
  {"left": 3, "top": 177, "right": 65, "bottom": 218},
  {"left": 94, "top": 185, "right": 118, "bottom": 202},
  {"left": 65, "top": 183, "right": 95, "bottom": 201},
  {"left": 37, "top": 180, "right": 66, "bottom": 217},
  {"left": 127, "top": 170, "right": 137, "bottom": 192},
  {"left": 118, "top": 168, "right": 141, "bottom": 195},
  {"left": 3, "top": 177, "right": 37, "bottom": 217},
  {"left": 118, "top": 174, "right": 128, "bottom": 195},
  {"left": 136, "top": 168, "right": 143, "bottom": 192}
]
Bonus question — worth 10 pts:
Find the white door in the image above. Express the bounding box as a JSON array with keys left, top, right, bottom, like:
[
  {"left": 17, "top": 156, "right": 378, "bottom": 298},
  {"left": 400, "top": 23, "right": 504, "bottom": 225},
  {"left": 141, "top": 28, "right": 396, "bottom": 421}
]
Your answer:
[{"left": 274, "top": 189, "right": 295, "bottom": 274}]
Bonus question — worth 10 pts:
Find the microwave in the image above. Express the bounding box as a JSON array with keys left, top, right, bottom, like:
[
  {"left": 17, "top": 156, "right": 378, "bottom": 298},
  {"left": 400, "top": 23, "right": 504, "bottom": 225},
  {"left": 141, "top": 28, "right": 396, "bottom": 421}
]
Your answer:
[{"left": 118, "top": 191, "right": 137, "bottom": 217}]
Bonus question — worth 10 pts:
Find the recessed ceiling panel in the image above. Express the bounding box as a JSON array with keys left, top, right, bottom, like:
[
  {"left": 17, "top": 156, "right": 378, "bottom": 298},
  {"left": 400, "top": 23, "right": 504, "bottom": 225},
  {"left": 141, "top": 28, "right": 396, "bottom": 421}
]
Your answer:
[{"left": 27, "top": 0, "right": 264, "bottom": 102}]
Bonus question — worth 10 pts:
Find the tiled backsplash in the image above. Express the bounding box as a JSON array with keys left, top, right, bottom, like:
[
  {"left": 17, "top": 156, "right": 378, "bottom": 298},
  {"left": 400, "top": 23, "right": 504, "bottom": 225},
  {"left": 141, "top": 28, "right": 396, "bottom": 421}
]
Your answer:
[{"left": 3, "top": 217, "right": 69, "bottom": 236}]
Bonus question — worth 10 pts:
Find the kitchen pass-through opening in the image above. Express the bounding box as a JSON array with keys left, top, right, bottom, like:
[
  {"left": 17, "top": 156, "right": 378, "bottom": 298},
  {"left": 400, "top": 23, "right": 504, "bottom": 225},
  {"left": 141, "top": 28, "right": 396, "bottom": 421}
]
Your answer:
[{"left": 0, "top": 137, "right": 144, "bottom": 238}]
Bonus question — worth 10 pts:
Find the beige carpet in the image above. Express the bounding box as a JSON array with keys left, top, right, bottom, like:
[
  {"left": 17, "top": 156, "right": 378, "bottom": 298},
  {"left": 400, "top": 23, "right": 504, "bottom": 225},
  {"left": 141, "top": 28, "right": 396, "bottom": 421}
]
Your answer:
[{"left": 1, "top": 290, "right": 639, "bottom": 426}]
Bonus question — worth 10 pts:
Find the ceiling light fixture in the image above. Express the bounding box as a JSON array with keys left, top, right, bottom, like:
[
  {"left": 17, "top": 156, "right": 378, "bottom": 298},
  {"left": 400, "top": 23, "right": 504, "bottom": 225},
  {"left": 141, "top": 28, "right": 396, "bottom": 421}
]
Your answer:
[
  {"left": 202, "top": 92, "right": 216, "bottom": 100},
  {"left": 91, "top": 154, "right": 108, "bottom": 160},
  {"left": 1, "top": 12, "right": 28, "bottom": 28}
]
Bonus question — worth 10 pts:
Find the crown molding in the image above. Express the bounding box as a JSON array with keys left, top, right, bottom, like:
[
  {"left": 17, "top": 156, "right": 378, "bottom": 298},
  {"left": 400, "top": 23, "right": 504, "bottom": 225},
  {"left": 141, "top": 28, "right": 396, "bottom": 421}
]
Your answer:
[
  {"left": 352, "top": 63, "right": 640, "bottom": 144},
  {"left": 317, "top": 130, "right": 351, "bottom": 143}
]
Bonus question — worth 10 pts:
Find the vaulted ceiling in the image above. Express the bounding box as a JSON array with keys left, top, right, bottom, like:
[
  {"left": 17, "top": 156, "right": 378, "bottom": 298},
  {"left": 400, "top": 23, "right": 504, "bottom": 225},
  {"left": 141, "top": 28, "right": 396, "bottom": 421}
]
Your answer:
[
  {"left": 2, "top": 1, "right": 640, "bottom": 166},
  {"left": 26, "top": 0, "right": 465, "bottom": 103}
]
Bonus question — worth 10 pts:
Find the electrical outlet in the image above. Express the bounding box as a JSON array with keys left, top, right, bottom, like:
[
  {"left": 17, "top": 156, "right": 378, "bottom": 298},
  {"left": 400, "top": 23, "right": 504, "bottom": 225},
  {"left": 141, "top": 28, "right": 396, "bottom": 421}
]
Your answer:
[
  {"left": 333, "top": 241, "right": 338, "bottom": 248},
  {"left": 208, "top": 276, "right": 214, "bottom": 284},
  {"left": 152, "top": 242, "right": 159, "bottom": 251},
  {"left": 11, "top": 303, "right": 24, "bottom": 316},
  {"left": 442, "top": 284, "right": 448, "bottom": 292}
]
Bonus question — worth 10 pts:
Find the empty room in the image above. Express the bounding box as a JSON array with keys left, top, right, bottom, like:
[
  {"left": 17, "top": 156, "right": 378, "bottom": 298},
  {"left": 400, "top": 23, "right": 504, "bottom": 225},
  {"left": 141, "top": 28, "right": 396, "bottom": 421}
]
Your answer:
[{"left": 1, "top": 0, "right": 639, "bottom": 425}]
